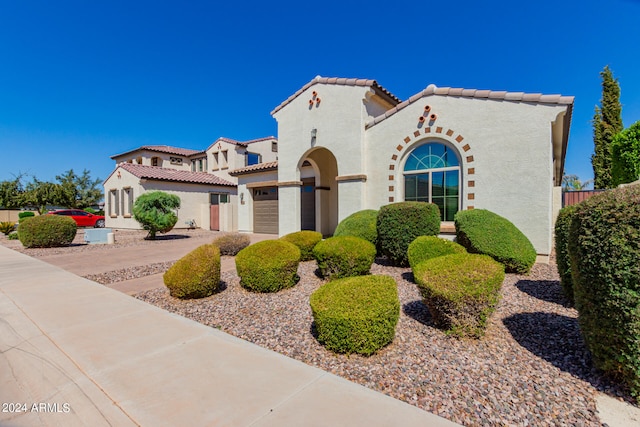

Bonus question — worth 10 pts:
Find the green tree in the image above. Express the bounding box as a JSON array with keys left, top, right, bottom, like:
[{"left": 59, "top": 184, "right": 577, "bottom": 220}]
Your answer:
[
  {"left": 561, "top": 174, "right": 593, "bottom": 191},
  {"left": 591, "top": 65, "right": 623, "bottom": 189},
  {"left": 132, "top": 191, "right": 180, "bottom": 240},
  {"left": 0, "top": 175, "right": 25, "bottom": 209},
  {"left": 55, "top": 169, "right": 103, "bottom": 209},
  {"left": 611, "top": 120, "right": 640, "bottom": 185},
  {"left": 22, "top": 178, "right": 73, "bottom": 214}
]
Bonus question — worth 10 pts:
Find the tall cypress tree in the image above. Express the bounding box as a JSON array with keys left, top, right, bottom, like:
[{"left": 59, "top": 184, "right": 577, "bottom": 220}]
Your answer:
[{"left": 591, "top": 66, "right": 623, "bottom": 189}]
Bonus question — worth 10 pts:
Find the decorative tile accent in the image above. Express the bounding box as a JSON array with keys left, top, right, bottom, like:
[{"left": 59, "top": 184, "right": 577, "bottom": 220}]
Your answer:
[
  {"left": 463, "top": 144, "right": 471, "bottom": 152},
  {"left": 389, "top": 164, "right": 395, "bottom": 170},
  {"left": 404, "top": 136, "right": 411, "bottom": 143},
  {"left": 468, "top": 205, "right": 474, "bottom": 209},
  {"left": 389, "top": 197, "right": 394, "bottom": 202},
  {"left": 389, "top": 175, "right": 394, "bottom": 181},
  {"left": 446, "top": 129, "right": 454, "bottom": 136},
  {"left": 425, "top": 127, "right": 431, "bottom": 133},
  {"left": 468, "top": 180, "right": 475, "bottom": 187},
  {"left": 436, "top": 127, "right": 443, "bottom": 133},
  {"left": 389, "top": 186, "right": 394, "bottom": 191},
  {"left": 468, "top": 193, "right": 475, "bottom": 200},
  {"left": 466, "top": 155, "right": 474, "bottom": 162},
  {"left": 396, "top": 144, "right": 403, "bottom": 151},
  {"left": 456, "top": 135, "right": 464, "bottom": 143},
  {"left": 413, "top": 130, "right": 420, "bottom": 137},
  {"left": 468, "top": 167, "right": 475, "bottom": 175},
  {"left": 391, "top": 154, "right": 398, "bottom": 160}
]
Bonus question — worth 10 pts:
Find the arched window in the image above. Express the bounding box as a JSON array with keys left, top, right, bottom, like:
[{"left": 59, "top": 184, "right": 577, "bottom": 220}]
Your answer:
[{"left": 403, "top": 142, "right": 460, "bottom": 221}]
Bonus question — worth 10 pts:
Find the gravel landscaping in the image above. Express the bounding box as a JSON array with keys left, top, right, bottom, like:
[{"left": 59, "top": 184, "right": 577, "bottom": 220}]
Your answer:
[
  {"left": 2, "top": 230, "right": 635, "bottom": 425},
  {"left": 136, "top": 257, "right": 631, "bottom": 426}
]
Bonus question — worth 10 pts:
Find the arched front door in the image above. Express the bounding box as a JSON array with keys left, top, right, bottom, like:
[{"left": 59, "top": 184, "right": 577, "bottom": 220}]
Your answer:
[{"left": 299, "top": 148, "right": 338, "bottom": 236}]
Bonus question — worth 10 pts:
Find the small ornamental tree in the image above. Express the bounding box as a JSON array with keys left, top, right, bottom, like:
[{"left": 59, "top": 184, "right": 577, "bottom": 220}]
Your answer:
[{"left": 132, "top": 191, "right": 180, "bottom": 239}]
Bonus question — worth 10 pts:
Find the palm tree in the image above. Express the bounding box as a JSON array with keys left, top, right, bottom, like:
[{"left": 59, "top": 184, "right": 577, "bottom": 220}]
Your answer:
[{"left": 562, "top": 174, "right": 594, "bottom": 191}]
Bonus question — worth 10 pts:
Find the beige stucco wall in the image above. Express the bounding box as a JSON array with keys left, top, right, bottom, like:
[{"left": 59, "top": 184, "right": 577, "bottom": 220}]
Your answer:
[
  {"left": 112, "top": 150, "right": 192, "bottom": 171},
  {"left": 271, "top": 83, "right": 568, "bottom": 255},
  {"left": 103, "top": 166, "right": 237, "bottom": 232},
  {"left": 206, "top": 138, "right": 278, "bottom": 184}
]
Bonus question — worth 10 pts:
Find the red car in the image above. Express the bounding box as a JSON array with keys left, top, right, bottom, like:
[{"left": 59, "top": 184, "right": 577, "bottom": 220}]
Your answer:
[{"left": 48, "top": 209, "right": 105, "bottom": 228}]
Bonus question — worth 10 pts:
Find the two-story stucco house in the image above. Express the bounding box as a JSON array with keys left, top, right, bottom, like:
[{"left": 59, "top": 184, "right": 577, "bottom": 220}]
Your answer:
[
  {"left": 231, "top": 77, "right": 573, "bottom": 258},
  {"left": 103, "top": 136, "right": 277, "bottom": 231}
]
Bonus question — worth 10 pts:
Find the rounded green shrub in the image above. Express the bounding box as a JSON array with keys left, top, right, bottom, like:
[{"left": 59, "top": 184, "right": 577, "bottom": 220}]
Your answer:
[
  {"left": 212, "top": 233, "right": 251, "bottom": 256},
  {"left": 377, "top": 202, "right": 441, "bottom": 266},
  {"left": 413, "top": 253, "right": 505, "bottom": 338},
  {"left": 310, "top": 275, "right": 400, "bottom": 355},
  {"left": 236, "top": 240, "right": 300, "bottom": 292},
  {"left": 280, "top": 230, "right": 322, "bottom": 261},
  {"left": 407, "top": 236, "right": 466, "bottom": 270},
  {"left": 7, "top": 231, "right": 19, "bottom": 240},
  {"left": 18, "top": 211, "right": 35, "bottom": 221},
  {"left": 554, "top": 204, "right": 579, "bottom": 304},
  {"left": 454, "top": 209, "right": 536, "bottom": 274},
  {"left": 163, "top": 244, "right": 221, "bottom": 299},
  {"left": 568, "top": 185, "right": 640, "bottom": 401},
  {"left": 333, "top": 209, "right": 378, "bottom": 247},
  {"left": 313, "top": 236, "right": 376, "bottom": 279},
  {"left": 18, "top": 215, "right": 77, "bottom": 248}
]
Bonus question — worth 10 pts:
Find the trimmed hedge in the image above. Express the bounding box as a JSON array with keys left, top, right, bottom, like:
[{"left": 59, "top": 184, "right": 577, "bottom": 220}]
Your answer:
[
  {"left": 454, "top": 209, "right": 536, "bottom": 274},
  {"left": 377, "top": 202, "right": 441, "bottom": 266},
  {"left": 333, "top": 209, "right": 378, "bottom": 248},
  {"left": 407, "top": 236, "right": 466, "bottom": 270},
  {"left": 554, "top": 204, "right": 578, "bottom": 304},
  {"left": 163, "top": 244, "right": 221, "bottom": 299},
  {"left": 310, "top": 275, "right": 400, "bottom": 355},
  {"left": 18, "top": 211, "right": 35, "bottom": 220},
  {"left": 413, "top": 253, "right": 505, "bottom": 338},
  {"left": 236, "top": 240, "right": 300, "bottom": 292},
  {"left": 313, "top": 236, "right": 376, "bottom": 279},
  {"left": 280, "top": 230, "right": 322, "bottom": 261},
  {"left": 212, "top": 233, "right": 251, "bottom": 256},
  {"left": 18, "top": 215, "right": 77, "bottom": 248},
  {"left": 568, "top": 185, "right": 640, "bottom": 401}
]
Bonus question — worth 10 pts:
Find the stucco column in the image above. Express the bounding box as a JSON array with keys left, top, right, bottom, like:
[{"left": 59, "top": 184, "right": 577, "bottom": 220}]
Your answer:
[
  {"left": 336, "top": 174, "right": 367, "bottom": 224},
  {"left": 278, "top": 182, "right": 302, "bottom": 237}
]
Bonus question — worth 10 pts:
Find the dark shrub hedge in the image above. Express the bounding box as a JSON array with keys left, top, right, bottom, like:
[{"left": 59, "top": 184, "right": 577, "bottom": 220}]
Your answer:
[
  {"left": 454, "top": 209, "right": 536, "bottom": 274},
  {"left": 413, "top": 253, "right": 505, "bottom": 338},
  {"left": 313, "top": 236, "right": 376, "bottom": 279},
  {"left": 163, "top": 244, "right": 221, "bottom": 299},
  {"left": 333, "top": 209, "right": 378, "bottom": 248},
  {"left": 212, "top": 233, "right": 251, "bottom": 256},
  {"left": 236, "top": 240, "right": 300, "bottom": 292},
  {"left": 18, "top": 215, "right": 76, "bottom": 248},
  {"left": 554, "top": 204, "right": 579, "bottom": 304},
  {"left": 310, "top": 275, "right": 400, "bottom": 355},
  {"left": 407, "top": 236, "right": 466, "bottom": 270},
  {"left": 568, "top": 185, "right": 640, "bottom": 401},
  {"left": 18, "top": 211, "right": 35, "bottom": 220},
  {"left": 280, "top": 230, "right": 322, "bottom": 261},
  {"left": 377, "top": 202, "right": 440, "bottom": 266}
]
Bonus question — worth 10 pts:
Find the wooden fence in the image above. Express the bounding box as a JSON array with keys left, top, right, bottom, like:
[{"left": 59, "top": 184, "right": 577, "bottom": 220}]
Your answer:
[{"left": 562, "top": 190, "right": 606, "bottom": 207}]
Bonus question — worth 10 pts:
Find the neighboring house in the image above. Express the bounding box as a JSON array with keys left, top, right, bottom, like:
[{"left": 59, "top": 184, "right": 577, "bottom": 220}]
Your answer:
[
  {"left": 105, "top": 76, "right": 573, "bottom": 258},
  {"left": 104, "top": 136, "right": 277, "bottom": 231},
  {"left": 233, "top": 77, "right": 573, "bottom": 258}
]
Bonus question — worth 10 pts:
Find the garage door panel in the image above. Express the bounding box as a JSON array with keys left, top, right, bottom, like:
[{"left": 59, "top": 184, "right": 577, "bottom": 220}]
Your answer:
[{"left": 253, "top": 187, "right": 278, "bottom": 234}]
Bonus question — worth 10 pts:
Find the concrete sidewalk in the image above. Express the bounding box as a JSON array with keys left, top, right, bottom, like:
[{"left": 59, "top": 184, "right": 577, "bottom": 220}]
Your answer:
[{"left": 0, "top": 246, "right": 458, "bottom": 426}]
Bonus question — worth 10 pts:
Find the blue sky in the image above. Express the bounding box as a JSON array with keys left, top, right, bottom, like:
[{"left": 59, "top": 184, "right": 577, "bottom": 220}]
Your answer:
[{"left": 1, "top": 0, "right": 639, "bottom": 187}]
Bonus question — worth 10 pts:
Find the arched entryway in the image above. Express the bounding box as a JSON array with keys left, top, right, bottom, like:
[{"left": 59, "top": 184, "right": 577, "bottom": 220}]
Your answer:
[{"left": 298, "top": 147, "right": 338, "bottom": 236}]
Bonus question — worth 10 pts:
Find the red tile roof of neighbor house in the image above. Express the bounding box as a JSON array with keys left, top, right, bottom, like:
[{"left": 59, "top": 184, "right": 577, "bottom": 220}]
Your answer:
[
  {"left": 206, "top": 136, "right": 277, "bottom": 150},
  {"left": 365, "top": 84, "right": 575, "bottom": 128},
  {"left": 270, "top": 76, "right": 401, "bottom": 115},
  {"left": 110, "top": 145, "right": 203, "bottom": 159},
  {"left": 229, "top": 161, "right": 279, "bottom": 176},
  {"left": 118, "top": 163, "right": 235, "bottom": 186}
]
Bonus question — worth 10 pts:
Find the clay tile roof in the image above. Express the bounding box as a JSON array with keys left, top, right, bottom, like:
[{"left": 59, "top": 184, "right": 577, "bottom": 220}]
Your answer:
[
  {"left": 110, "top": 145, "right": 202, "bottom": 159},
  {"left": 207, "top": 136, "right": 277, "bottom": 151},
  {"left": 118, "top": 163, "right": 235, "bottom": 186},
  {"left": 229, "top": 161, "right": 278, "bottom": 176},
  {"left": 271, "top": 76, "right": 400, "bottom": 115},
  {"left": 365, "top": 84, "right": 574, "bottom": 129}
]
